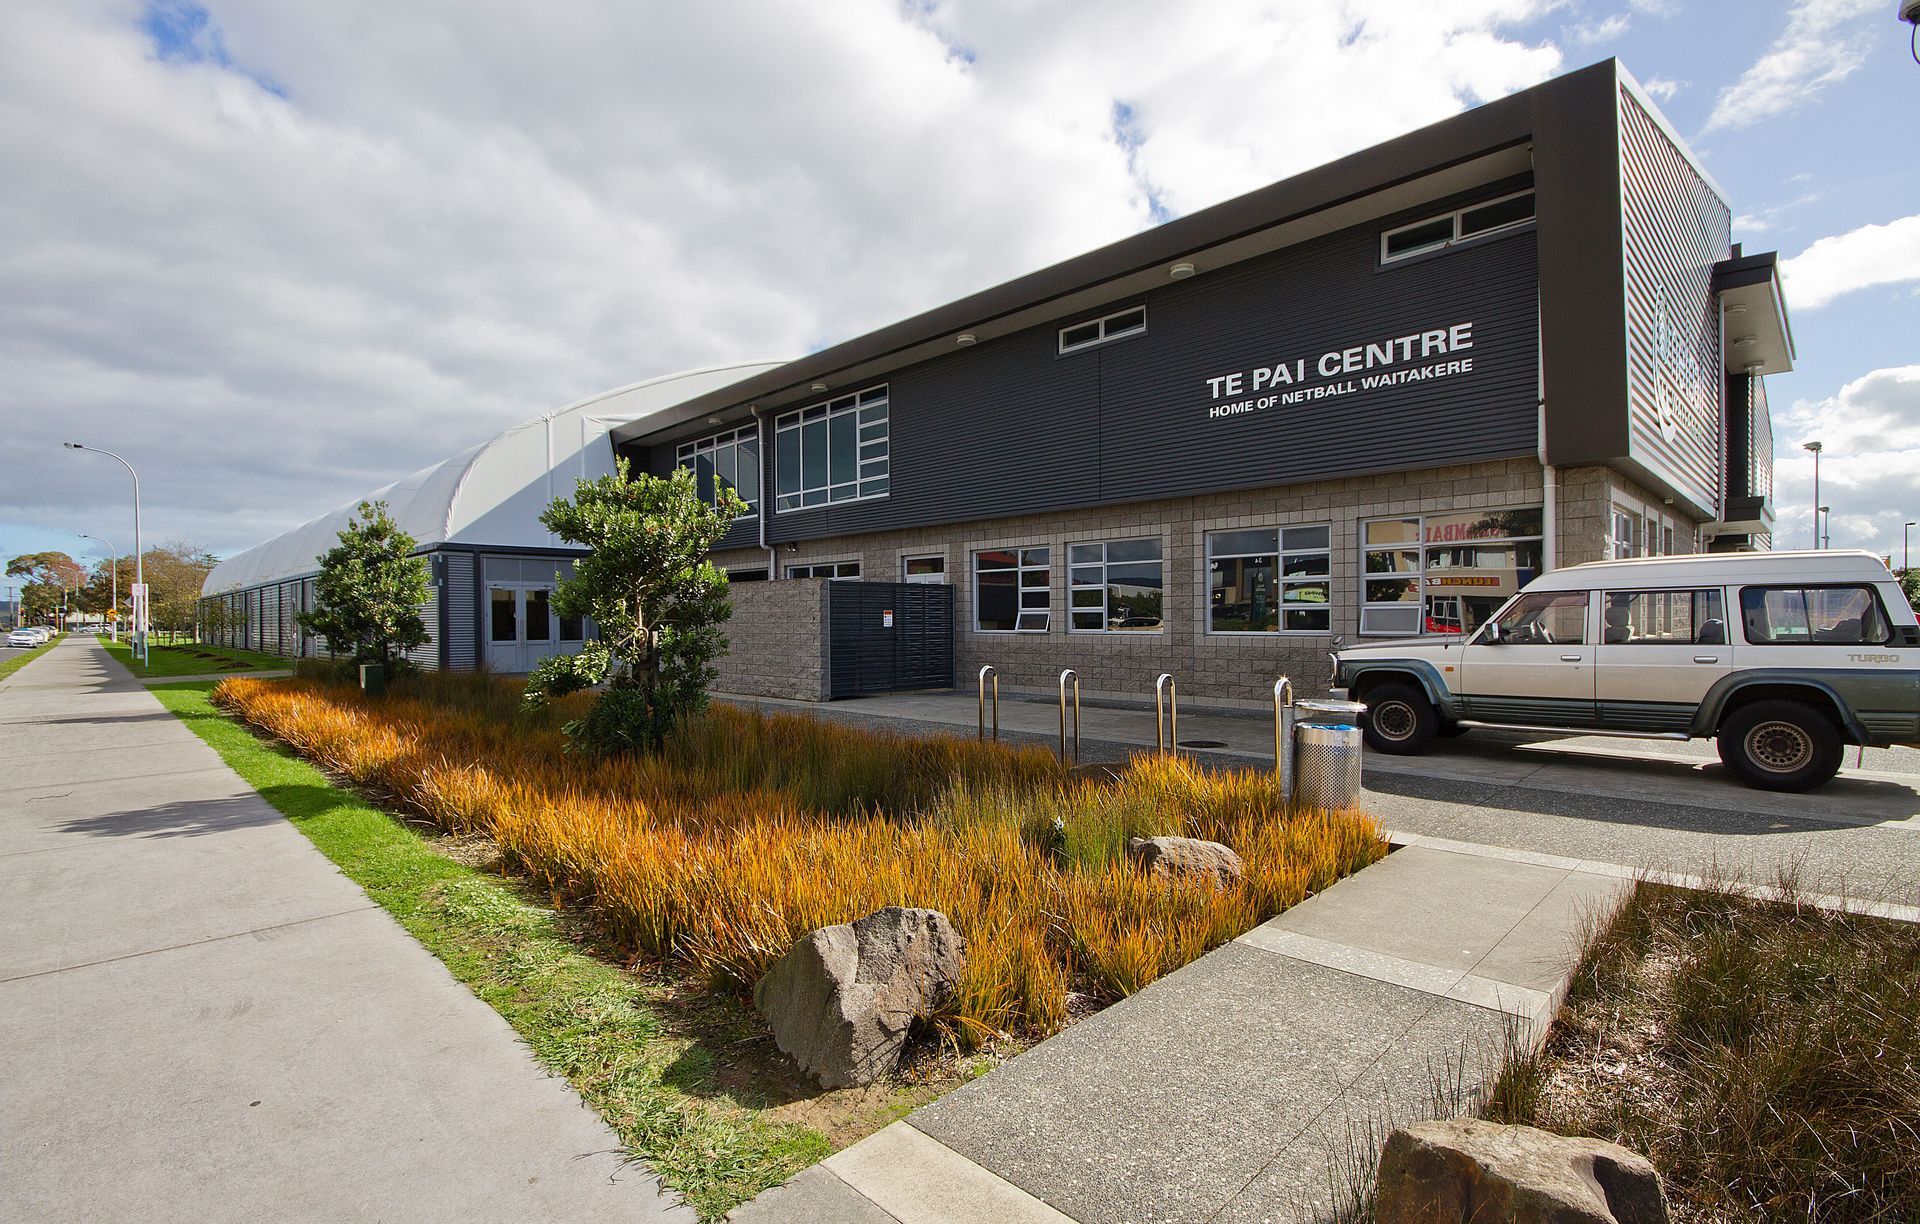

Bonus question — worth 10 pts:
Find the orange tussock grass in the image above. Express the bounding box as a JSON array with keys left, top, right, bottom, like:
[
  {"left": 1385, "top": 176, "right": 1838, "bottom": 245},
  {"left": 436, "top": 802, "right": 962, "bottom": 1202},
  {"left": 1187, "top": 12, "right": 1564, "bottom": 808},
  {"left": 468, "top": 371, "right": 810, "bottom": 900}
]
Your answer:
[{"left": 215, "top": 677, "right": 1385, "bottom": 1043}]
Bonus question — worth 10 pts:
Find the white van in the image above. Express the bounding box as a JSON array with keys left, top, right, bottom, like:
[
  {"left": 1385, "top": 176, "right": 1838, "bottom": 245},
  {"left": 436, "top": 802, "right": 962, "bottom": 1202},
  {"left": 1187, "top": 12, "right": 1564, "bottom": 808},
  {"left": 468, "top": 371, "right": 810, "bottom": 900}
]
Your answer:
[{"left": 1332, "top": 550, "right": 1920, "bottom": 791}]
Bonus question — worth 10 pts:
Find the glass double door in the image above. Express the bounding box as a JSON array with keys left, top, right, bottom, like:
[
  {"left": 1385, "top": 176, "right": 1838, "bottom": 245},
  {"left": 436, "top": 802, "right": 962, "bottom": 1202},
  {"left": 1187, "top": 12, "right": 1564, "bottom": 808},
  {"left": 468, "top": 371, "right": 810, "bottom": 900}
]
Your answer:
[{"left": 486, "top": 584, "right": 564, "bottom": 674}]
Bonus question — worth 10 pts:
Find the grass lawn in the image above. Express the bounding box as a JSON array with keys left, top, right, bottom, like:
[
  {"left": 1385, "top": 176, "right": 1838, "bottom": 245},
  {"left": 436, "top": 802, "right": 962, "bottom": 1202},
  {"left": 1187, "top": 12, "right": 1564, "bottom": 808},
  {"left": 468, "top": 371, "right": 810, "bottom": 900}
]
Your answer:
[
  {"left": 0, "top": 633, "right": 62, "bottom": 684},
  {"left": 151, "top": 681, "right": 834, "bottom": 1219},
  {"left": 1491, "top": 878, "right": 1920, "bottom": 1222},
  {"left": 100, "top": 634, "right": 286, "bottom": 678}
]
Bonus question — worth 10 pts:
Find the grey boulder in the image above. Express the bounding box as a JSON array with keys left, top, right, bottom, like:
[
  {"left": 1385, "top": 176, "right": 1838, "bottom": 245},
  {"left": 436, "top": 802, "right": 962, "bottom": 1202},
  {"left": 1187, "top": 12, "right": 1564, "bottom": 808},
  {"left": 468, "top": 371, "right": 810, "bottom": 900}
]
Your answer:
[
  {"left": 752, "top": 906, "right": 966, "bottom": 1089},
  {"left": 1376, "top": 1118, "right": 1669, "bottom": 1224},
  {"left": 1127, "top": 835, "right": 1245, "bottom": 888}
]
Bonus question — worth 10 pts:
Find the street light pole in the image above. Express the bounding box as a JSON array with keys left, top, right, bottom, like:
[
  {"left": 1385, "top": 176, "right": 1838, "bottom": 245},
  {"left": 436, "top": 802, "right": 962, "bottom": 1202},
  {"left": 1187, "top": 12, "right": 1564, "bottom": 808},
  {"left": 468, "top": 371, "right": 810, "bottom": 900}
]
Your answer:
[
  {"left": 78, "top": 534, "right": 117, "bottom": 642},
  {"left": 1818, "top": 506, "right": 1831, "bottom": 551},
  {"left": 64, "top": 443, "right": 143, "bottom": 663},
  {"left": 1801, "top": 441, "right": 1823, "bottom": 550},
  {"left": 1905, "top": 522, "right": 1916, "bottom": 575}
]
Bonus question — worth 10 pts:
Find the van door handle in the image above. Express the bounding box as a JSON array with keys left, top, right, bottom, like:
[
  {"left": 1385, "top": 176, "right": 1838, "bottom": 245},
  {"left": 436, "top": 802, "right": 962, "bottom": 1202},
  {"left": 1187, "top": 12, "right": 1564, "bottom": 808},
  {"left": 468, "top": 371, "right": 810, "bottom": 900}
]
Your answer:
[
  {"left": 1560, "top": 654, "right": 1583, "bottom": 662},
  {"left": 1693, "top": 655, "right": 1720, "bottom": 664}
]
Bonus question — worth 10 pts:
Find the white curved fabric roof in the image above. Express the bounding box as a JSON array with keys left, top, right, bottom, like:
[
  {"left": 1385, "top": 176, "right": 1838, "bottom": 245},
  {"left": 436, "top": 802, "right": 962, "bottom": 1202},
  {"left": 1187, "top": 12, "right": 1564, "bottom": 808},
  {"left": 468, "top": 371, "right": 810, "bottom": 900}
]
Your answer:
[{"left": 204, "top": 360, "right": 785, "bottom": 595}]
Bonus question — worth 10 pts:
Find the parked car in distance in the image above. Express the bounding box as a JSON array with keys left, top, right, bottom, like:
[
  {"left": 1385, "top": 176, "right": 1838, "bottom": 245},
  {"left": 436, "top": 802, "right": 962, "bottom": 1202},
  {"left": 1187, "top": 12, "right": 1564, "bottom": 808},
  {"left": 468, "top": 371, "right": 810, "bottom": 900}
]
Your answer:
[
  {"left": 1332, "top": 550, "right": 1920, "bottom": 792},
  {"left": 6, "top": 628, "right": 40, "bottom": 648}
]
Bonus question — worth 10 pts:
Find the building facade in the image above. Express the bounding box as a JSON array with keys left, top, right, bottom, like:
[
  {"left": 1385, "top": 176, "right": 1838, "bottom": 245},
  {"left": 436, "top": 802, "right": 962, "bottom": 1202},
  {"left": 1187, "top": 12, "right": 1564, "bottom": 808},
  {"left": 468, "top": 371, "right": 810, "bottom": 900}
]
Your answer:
[
  {"left": 614, "top": 60, "right": 1790, "bottom": 704},
  {"left": 198, "top": 363, "right": 782, "bottom": 669},
  {"left": 200, "top": 60, "right": 1790, "bottom": 705}
]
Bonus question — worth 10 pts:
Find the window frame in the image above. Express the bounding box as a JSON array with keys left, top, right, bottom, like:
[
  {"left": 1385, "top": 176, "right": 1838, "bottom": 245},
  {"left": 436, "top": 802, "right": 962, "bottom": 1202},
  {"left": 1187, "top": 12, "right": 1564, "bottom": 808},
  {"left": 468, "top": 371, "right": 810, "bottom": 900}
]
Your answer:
[
  {"left": 1737, "top": 584, "right": 1895, "bottom": 647},
  {"left": 1057, "top": 305, "right": 1148, "bottom": 355},
  {"left": 901, "top": 554, "right": 946, "bottom": 583},
  {"left": 773, "top": 385, "right": 889, "bottom": 513},
  {"left": 1360, "top": 508, "right": 1545, "bottom": 637},
  {"left": 1205, "top": 524, "right": 1333, "bottom": 636},
  {"left": 1379, "top": 189, "right": 1536, "bottom": 265},
  {"left": 973, "top": 546, "right": 1051, "bottom": 634},
  {"left": 1067, "top": 537, "right": 1166, "bottom": 635},
  {"left": 785, "top": 561, "right": 862, "bottom": 580},
  {"left": 674, "top": 424, "right": 761, "bottom": 519}
]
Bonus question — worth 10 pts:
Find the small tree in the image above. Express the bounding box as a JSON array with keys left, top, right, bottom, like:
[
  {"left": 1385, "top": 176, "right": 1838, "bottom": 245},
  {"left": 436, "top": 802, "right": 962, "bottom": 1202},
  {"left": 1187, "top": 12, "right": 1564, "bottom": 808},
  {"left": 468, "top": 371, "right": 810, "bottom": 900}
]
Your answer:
[
  {"left": 297, "top": 500, "right": 431, "bottom": 670},
  {"left": 523, "top": 461, "right": 740, "bottom": 755},
  {"left": 1901, "top": 567, "right": 1920, "bottom": 616}
]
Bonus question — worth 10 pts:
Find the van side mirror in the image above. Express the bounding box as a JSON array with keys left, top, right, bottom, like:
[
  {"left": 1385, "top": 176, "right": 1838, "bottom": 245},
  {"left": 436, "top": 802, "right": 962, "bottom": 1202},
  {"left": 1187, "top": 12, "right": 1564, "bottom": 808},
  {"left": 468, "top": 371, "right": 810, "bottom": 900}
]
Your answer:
[{"left": 1482, "top": 621, "right": 1504, "bottom": 644}]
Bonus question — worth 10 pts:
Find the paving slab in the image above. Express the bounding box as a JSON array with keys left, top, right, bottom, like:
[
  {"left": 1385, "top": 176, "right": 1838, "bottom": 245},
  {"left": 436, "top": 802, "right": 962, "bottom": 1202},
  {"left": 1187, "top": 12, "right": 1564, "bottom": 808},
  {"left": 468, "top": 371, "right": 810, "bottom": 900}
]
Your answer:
[
  {"left": 1, "top": 635, "right": 688, "bottom": 1223},
  {"left": 824, "top": 1122, "right": 1075, "bottom": 1224},
  {"left": 910, "top": 940, "right": 1500, "bottom": 1224},
  {"left": 727, "top": 1164, "right": 902, "bottom": 1224}
]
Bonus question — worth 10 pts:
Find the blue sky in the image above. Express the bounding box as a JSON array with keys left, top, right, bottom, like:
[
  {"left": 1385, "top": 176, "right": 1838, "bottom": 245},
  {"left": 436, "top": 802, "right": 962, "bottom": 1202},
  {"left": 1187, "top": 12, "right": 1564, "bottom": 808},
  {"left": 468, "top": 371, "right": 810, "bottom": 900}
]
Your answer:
[{"left": 1, "top": 0, "right": 1915, "bottom": 580}]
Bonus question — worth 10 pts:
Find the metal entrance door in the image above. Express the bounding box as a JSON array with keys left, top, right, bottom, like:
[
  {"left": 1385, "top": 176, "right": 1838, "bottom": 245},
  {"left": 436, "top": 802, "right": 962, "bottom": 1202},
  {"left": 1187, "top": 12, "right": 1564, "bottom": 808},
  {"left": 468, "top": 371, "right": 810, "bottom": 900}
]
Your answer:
[{"left": 825, "top": 581, "right": 954, "bottom": 698}]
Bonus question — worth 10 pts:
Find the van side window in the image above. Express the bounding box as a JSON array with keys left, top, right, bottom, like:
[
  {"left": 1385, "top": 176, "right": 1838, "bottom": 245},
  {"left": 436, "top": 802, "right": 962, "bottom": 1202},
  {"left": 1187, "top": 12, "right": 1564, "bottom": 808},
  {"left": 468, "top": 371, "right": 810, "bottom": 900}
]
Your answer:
[
  {"left": 1491, "top": 590, "right": 1588, "bottom": 644},
  {"left": 1601, "top": 589, "right": 1725, "bottom": 645},
  {"left": 1739, "top": 586, "right": 1892, "bottom": 646}
]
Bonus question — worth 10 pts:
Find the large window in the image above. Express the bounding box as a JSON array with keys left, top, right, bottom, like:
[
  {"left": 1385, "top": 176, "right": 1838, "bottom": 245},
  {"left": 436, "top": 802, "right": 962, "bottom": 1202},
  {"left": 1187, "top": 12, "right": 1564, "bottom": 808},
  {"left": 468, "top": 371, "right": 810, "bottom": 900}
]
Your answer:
[
  {"left": 1740, "top": 586, "right": 1892, "bottom": 646},
  {"left": 1362, "top": 508, "right": 1543, "bottom": 636},
  {"left": 975, "top": 547, "right": 1050, "bottom": 632},
  {"left": 1068, "top": 539, "right": 1163, "bottom": 633},
  {"left": 1380, "top": 190, "right": 1536, "bottom": 263},
  {"left": 774, "top": 386, "right": 889, "bottom": 511},
  {"left": 1207, "top": 525, "right": 1331, "bottom": 633},
  {"left": 676, "top": 425, "right": 760, "bottom": 517}
]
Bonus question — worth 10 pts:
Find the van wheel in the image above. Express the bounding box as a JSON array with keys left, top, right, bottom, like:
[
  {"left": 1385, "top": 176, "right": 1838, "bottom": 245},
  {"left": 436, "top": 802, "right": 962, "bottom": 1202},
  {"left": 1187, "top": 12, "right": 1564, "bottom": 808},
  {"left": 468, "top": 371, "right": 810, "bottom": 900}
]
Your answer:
[
  {"left": 1717, "top": 700, "right": 1843, "bottom": 792},
  {"left": 1362, "top": 683, "right": 1437, "bottom": 754}
]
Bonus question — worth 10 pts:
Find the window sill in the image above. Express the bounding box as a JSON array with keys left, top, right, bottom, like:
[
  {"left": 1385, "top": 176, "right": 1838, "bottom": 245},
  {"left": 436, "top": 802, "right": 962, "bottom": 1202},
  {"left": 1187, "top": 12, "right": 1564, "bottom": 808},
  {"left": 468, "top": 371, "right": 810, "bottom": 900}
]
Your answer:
[{"left": 772, "top": 491, "right": 890, "bottom": 515}]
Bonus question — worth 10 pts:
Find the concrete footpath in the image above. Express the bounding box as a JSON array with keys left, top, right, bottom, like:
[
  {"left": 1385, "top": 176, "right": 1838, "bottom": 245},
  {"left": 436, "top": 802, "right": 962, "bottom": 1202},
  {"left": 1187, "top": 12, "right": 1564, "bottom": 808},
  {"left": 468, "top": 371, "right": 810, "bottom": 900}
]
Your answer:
[{"left": 0, "top": 636, "right": 687, "bottom": 1223}]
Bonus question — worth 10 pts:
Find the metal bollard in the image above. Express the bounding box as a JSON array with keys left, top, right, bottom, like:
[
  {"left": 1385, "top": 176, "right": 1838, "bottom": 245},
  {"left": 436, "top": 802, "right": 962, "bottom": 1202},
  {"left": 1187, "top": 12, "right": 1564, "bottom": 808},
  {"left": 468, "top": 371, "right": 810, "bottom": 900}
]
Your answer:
[
  {"left": 1154, "top": 673, "right": 1178, "bottom": 753},
  {"left": 977, "top": 665, "right": 1000, "bottom": 741},
  {"left": 1058, "top": 669, "right": 1080, "bottom": 764},
  {"left": 1273, "top": 677, "right": 1295, "bottom": 802}
]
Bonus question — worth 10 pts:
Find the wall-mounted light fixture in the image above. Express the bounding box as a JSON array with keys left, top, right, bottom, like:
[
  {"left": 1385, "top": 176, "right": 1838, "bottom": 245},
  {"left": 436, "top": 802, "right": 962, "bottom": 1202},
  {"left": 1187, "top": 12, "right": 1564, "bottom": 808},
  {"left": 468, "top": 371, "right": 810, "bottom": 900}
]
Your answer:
[
  {"left": 1169, "top": 262, "right": 1196, "bottom": 279},
  {"left": 809, "top": 382, "right": 828, "bottom": 392},
  {"left": 956, "top": 333, "right": 976, "bottom": 345}
]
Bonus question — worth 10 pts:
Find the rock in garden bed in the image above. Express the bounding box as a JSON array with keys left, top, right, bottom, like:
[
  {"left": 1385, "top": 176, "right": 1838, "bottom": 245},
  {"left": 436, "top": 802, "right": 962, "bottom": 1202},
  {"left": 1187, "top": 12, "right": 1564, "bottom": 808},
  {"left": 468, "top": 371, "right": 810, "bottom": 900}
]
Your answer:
[
  {"left": 753, "top": 906, "right": 965, "bottom": 1089},
  {"left": 1376, "top": 1118, "right": 1668, "bottom": 1224},
  {"left": 1126, "top": 835, "right": 1244, "bottom": 887}
]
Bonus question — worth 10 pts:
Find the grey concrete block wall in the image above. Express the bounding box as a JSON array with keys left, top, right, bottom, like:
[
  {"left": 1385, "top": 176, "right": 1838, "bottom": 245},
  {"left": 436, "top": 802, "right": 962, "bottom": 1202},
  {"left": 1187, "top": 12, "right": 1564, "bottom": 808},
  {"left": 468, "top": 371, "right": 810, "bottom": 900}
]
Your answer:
[
  {"left": 714, "top": 579, "right": 829, "bottom": 701},
  {"left": 715, "top": 457, "right": 1579, "bottom": 705}
]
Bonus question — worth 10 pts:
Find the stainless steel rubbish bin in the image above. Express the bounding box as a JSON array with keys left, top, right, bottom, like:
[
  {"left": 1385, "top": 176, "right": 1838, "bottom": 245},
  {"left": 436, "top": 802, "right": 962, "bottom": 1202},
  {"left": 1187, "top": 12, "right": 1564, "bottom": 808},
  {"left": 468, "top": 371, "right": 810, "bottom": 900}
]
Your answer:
[
  {"left": 1293, "top": 722, "right": 1363, "bottom": 809},
  {"left": 1292, "top": 698, "right": 1367, "bottom": 809}
]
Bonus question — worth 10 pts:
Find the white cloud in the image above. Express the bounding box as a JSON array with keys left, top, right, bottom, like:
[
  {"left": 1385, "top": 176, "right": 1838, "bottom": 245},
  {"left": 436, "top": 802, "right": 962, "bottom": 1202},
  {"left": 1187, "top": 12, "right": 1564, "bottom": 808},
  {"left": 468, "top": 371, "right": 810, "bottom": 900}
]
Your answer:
[
  {"left": 1772, "top": 367, "right": 1920, "bottom": 557},
  {"left": 1703, "top": 0, "right": 1881, "bottom": 134},
  {"left": 0, "top": 0, "right": 1562, "bottom": 558},
  {"left": 1640, "top": 76, "right": 1682, "bottom": 101},
  {"left": 1571, "top": 14, "right": 1631, "bottom": 44},
  {"left": 1732, "top": 213, "right": 1771, "bottom": 234},
  {"left": 1780, "top": 215, "right": 1920, "bottom": 309}
]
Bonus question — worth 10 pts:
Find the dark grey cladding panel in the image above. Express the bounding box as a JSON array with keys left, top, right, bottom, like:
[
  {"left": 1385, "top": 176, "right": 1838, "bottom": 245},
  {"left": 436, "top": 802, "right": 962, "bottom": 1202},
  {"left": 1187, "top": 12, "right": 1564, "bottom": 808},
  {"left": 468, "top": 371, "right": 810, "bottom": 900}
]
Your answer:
[
  {"left": 767, "top": 210, "right": 1538, "bottom": 544},
  {"left": 1095, "top": 224, "right": 1540, "bottom": 500},
  {"left": 715, "top": 518, "right": 762, "bottom": 552},
  {"left": 768, "top": 326, "right": 1103, "bottom": 542}
]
